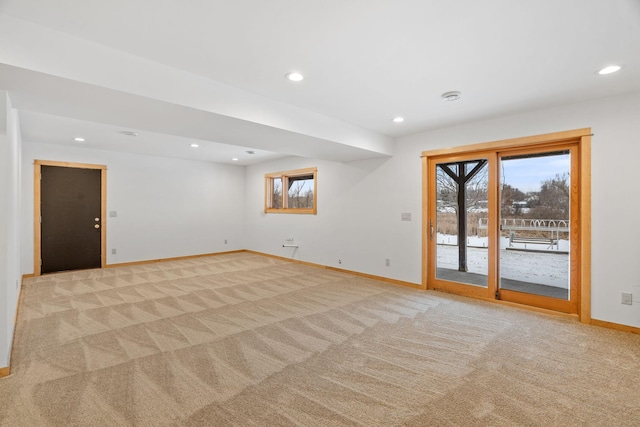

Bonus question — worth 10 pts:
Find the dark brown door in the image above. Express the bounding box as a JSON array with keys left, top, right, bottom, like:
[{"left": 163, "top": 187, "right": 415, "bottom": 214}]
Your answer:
[{"left": 40, "top": 165, "right": 102, "bottom": 274}]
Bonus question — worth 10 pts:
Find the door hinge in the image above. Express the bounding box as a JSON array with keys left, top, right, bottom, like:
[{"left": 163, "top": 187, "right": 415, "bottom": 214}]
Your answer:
[
  {"left": 495, "top": 290, "right": 500, "bottom": 300},
  {"left": 40, "top": 259, "right": 43, "bottom": 266},
  {"left": 40, "top": 217, "right": 42, "bottom": 224}
]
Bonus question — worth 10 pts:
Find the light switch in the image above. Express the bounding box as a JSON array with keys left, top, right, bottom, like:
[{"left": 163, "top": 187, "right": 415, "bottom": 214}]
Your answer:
[
  {"left": 401, "top": 213, "right": 412, "bottom": 221},
  {"left": 109, "top": 211, "right": 118, "bottom": 218}
]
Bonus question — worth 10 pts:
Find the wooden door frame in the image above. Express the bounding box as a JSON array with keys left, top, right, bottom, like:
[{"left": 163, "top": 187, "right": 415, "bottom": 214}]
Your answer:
[
  {"left": 421, "top": 128, "right": 591, "bottom": 323},
  {"left": 34, "top": 160, "right": 107, "bottom": 276}
]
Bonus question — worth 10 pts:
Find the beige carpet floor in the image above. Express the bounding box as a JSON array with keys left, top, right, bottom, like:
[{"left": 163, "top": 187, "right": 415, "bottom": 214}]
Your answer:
[{"left": 1, "top": 252, "right": 639, "bottom": 426}]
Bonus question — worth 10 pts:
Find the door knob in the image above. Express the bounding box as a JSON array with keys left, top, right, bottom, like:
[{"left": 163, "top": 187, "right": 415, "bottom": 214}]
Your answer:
[{"left": 94, "top": 224, "right": 100, "bottom": 229}]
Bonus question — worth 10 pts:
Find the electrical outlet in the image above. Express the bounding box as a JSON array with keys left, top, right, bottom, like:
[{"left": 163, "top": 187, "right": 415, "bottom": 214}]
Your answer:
[
  {"left": 385, "top": 258, "right": 391, "bottom": 266},
  {"left": 622, "top": 292, "right": 633, "bottom": 305},
  {"left": 111, "top": 248, "right": 117, "bottom": 255},
  {"left": 224, "top": 239, "right": 228, "bottom": 244},
  {"left": 338, "top": 259, "right": 342, "bottom": 264}
]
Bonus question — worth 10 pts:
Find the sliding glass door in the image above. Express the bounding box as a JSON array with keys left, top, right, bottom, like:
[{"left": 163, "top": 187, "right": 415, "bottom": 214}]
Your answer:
[
  {"left": 424, "top": 133, "right": 585, "bottom": 315},
  {"left": 434, "top": 158, "right": 490, "bottom": 285},
  {"left": 497, "top": 148, "right": 577, "bottom": 312},
  {"left": 429, "top": 153, "right": 496, "bottom": 298}
]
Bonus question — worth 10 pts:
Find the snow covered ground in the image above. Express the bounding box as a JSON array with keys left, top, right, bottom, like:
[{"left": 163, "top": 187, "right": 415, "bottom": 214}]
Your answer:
[{"left": 436, "top": 234, "right": 569, "bottom": 288}]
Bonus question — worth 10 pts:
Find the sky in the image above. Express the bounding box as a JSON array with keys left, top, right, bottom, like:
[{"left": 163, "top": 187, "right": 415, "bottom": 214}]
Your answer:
[{"left": 501, "top": 153, "right": 570, "bottom": 192}]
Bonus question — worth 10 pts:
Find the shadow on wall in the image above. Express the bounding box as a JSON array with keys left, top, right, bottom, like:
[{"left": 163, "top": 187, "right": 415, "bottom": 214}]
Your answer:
[{"left": 347, "top": 156, "right": 391, "bottom": 172}]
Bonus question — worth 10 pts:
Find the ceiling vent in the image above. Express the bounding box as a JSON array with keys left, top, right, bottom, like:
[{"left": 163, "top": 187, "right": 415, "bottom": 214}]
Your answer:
[
  {"left": 441, "top": 91, "right": 462, "bottom": 101},
  {"left": 119, "top": 131, "right": 139, "bottom": 137}
]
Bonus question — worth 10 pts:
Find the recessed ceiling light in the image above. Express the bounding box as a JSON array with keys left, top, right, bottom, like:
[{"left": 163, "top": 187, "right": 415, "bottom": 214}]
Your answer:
[
  {"left": 441, "top": 91, "right": 462, "bottom": 101},
  {"left": 119, "top": 131, "right": 138, "bottom": 137},
  {"left": 73, "top": 137, "right": 86, "bottom": 142},
  {"left": 231, "top": 158, "right": 239, "bottom": 161},
  {"left": 246, "top": 150, "right": 256, "bottom": 155},
  {"left": 597, "top": 65, "right": 621, "bottom": 75},
  {"left": 392, "top": 117, "right": 405, "bottom": 123},
  {"left": 190, "top": 143, "right": 199, "bottom": 148},
  {"left": 285, "top": 72, "right": 304, "bottom": 82}
]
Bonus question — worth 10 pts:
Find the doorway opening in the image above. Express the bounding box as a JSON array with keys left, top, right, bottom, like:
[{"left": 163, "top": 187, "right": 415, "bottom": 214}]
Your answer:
[
  {"left": 422, "top": 129, "right": 591, "bottom": 321},
  {"left": 34, "top": 160, "right": 106, "bottom": 276}
]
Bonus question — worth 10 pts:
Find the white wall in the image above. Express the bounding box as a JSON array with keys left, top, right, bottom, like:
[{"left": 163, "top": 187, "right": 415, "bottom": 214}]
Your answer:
[
  {"left": 21, "top": 142, "right": 246, "bottom": 272},
  {"left": 0, "top": 91, "right": 22, "bottom": 368},
  {"left": 245, "top": 154, "right": 420, "bottom": 283},
  {"left": 245, "top": 92, "right": 640, "bottom": 328}
]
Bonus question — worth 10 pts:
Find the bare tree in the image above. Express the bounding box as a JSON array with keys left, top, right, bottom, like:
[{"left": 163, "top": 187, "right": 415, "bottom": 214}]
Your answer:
[
  {"left": 436, "top": 163, "right": 488, "bottom": 213},
  {"left": 303, "top": 189, "right": 313, "bottom": 208},
  {"left": 288, "top": 180, "right": 313, "bottom": 208},
  {"left": 272, "top": 179, "right": 282, "bottom": 208},
  {"left": 500, "top": 184, "right": 527, "bottom": 217},
  {"left": 530, "top": 173, "right": 570, "bottom": 219}
]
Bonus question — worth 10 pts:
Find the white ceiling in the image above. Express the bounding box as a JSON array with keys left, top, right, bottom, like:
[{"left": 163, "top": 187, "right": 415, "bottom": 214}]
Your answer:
[
  {"left": 17, "top": 111, "right": 285, "bottom": 165},
  {"left": 1, "top": 0, "right": 639, "bottom": 164}
]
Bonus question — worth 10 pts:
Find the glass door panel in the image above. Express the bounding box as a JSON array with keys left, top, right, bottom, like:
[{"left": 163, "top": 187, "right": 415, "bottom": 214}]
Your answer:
[
  {"left": 498, "top": 151, "right": 571, "bottom": 300},
  {"left": 435, "top": 159, "right": 489, "bottom": 287}
]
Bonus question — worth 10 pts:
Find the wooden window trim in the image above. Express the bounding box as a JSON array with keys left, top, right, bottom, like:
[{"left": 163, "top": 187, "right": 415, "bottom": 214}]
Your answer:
[{"left": 264, "top": 167, "right": 317, "bottom": 214}]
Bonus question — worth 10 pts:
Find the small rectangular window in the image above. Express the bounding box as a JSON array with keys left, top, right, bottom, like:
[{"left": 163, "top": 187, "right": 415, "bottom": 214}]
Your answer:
[{"left": 265, "top": 167, "right": 317, "bottom": 214}]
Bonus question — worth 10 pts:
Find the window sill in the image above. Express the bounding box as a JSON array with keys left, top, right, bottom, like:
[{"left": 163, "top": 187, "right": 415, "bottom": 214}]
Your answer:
[{"left": 264, "top": 208, "right": 317, "bottom": 215}]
